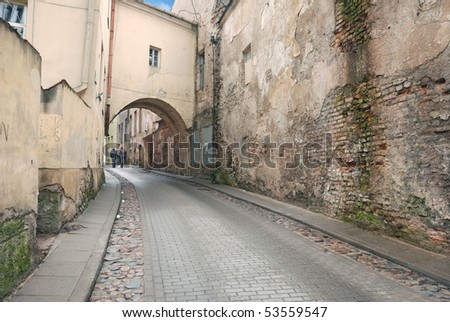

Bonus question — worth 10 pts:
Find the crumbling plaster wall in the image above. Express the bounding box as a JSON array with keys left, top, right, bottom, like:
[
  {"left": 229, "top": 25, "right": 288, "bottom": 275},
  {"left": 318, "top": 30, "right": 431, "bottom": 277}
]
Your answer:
[
  {"left": 369, "top": 0, "right": 450, "bottom": 77},
  {"left": 0, "top": 20, "right": 40, "bottom": 299},
  {"left": 218, "top": 0, "right": 344, "bottom": 195},
  {"left": 215, "top": 0, "right": 449, "bottom": 252},
  {"left": 171, "top": 1, "right": 220, "bottom": 177},
  {"left": 173, "top": 0, "right": 218, "bottom": 129},
  {"left": 38, "top": 81, "right": 104, "bottom": 234}
]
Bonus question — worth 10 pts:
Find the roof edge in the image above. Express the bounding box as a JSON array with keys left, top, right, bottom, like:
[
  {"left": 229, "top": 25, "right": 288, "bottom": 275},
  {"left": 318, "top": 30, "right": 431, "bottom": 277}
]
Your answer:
[{"left": 121, "top": 0, "right": 198, "bottom": 30}]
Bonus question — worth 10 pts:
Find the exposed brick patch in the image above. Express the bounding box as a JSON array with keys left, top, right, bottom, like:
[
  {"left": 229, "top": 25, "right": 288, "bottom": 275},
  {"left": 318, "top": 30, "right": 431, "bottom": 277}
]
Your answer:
[
  {"left": 332, "top": 0, "right": 370, "bottom": 53},
  {"left": 290, "top": 74, "right": 450, "bottom": 253}
]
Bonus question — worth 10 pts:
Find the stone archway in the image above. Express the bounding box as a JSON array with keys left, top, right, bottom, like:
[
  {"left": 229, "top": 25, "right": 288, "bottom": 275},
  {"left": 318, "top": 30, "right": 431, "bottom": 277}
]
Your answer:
[
  {"left": 108, "top": 98, "right": 190, "bottom": 173},
  {"left": 112, "top": 98, "right": 189, "bottom": 137}
]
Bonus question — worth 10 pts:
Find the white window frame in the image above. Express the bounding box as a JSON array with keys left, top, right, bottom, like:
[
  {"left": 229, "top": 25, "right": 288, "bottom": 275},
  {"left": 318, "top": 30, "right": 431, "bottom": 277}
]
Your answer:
[
  {"left": 0, "top": 1, "right": 27, "bottom": 38},
  {"left": 149, "top": 46, "right": 161, "bottom": 68}
]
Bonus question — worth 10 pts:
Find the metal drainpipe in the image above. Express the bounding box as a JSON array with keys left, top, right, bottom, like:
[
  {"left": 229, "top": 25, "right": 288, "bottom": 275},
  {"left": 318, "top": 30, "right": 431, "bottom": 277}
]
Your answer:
[
  {"left": 212, "top": 40, "right": 216, "bottom": 146},
  {"left": 104, "top": 0, "right": 116, "bottom": 137},
  {"left": 107, "top": 0, "right": 115, "bottom": 99},
  {"left": 75, "top": 0, "right": 95, "bottom": 92},
  {"left": 211, "top": 35, "right": 219, "bottom": 177}
]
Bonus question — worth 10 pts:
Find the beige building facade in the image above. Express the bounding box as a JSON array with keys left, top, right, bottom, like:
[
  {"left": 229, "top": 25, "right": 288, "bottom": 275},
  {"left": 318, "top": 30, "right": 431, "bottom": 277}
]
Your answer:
[
  {"left": 105, "top": 0, "right": 197, "bottom": 174},
  {"left": 3, "top": 0, "right": 112, "bottom": 108},
  {"left": 108, "top": 0, "right": 197, "bottom": 137},
  {"left": 0, "top": 0, "right": 112, "bottom": 227},
  {"left": 1, "top": 0, "right": 112, "bottom": 298},
  {"left": 1, "top": 0, "right": 111, "bottom": 298},
  {"left": 31, "top": 0, "right": 110, "bottom": 232}
]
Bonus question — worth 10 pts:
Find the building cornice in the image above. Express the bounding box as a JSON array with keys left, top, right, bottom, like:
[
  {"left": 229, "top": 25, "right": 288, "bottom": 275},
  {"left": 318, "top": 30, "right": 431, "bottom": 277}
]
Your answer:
[
  {"left": 119, "top": 0, "right": 197, "bottom": 31},
  {"left": 217, "top": 0, "right": 239, "bottom": 26}
]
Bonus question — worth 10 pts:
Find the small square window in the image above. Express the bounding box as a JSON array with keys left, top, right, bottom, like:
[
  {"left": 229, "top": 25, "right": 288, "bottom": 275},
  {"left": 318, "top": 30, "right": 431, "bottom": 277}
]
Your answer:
[
  {"left": 0, "top": 1, "right": 27, "bottom": 38},
  {"left": 149, "top": 46, "right": 160, "bottom": 68}
]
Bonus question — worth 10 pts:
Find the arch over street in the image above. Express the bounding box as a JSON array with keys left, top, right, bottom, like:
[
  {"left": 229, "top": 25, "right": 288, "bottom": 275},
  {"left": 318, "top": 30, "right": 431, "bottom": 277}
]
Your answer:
[
  {"left": 108, "top": 97, "right": 192, "bottom": 173},
  {"left": 112, "top": 97, "right": 189, "bottom": 138}
]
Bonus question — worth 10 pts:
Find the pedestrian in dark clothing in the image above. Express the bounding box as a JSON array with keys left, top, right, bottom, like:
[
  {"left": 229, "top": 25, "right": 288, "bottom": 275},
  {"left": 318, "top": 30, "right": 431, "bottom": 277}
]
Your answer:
[
  {"left": 110, "top": 148, "right": 117, "bottom": 168},
  {"left": 119, "top": 147, "right": 125, "bottom": 168}
]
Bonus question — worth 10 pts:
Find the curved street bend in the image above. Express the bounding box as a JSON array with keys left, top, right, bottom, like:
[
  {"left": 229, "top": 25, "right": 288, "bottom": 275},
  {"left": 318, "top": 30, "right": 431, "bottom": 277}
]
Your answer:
[{"left": 92, "top": 168, "right": 435, "bottom": 302}]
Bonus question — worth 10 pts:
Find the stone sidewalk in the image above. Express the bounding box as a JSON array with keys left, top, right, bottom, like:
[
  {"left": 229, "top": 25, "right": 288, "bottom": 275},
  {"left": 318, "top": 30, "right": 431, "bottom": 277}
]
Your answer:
[
  {"left": 10, "top": 172, "right": 121, "bottom": 302},
  {"left": 152, "top": 171, "right": 450, "bottom": 288}
]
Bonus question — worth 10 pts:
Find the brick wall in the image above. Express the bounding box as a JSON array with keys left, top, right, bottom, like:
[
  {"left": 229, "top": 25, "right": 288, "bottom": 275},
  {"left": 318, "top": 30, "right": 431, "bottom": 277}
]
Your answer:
[
  {"left": 289, "top": 71, "right": 450, "bottom": 253},
  {"left": 332, "top": 0, "right": 370, "bottom": 53}
]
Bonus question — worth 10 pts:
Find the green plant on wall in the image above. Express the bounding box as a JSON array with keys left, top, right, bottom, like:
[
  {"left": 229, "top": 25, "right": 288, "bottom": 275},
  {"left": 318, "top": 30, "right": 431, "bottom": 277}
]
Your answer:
[
  {"left": 0, "top": 218, "right": 31, "bottom": 299},
  {"left": 339, "top": 0, "right": 362, "bottom": 16},
  {"left": 334, "top": 82, "right": 380, "bottom": 231},
  {"left": 343, "top": 198, "right": 382, "bottom": 230},
  {"left": 211, "top": 168, "right": 236, "bottom": 186},
  {"left": 334, "top": 0, "right": 370, "bottom": 52}
]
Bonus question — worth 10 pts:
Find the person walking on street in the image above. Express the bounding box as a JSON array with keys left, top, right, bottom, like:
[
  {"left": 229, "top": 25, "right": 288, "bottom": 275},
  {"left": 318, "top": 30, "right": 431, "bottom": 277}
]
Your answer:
[
  {"left": 119, "top": 147, "right": 125, "bottom": 168},
  {"left": 110, "top": 148, "right": 117, "bottom": 168}
]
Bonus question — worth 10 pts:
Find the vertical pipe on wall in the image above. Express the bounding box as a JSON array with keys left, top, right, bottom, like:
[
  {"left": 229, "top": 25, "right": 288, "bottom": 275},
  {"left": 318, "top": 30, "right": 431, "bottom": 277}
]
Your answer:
[
  {"left": 106, "top": 0, "right": 115, "bottom": 99},
  {"left": 105, "top": 0, "right": 115, "bottom": 136},
  {"left": 75, "top": 0, "right": 95, "bottom": 92}
]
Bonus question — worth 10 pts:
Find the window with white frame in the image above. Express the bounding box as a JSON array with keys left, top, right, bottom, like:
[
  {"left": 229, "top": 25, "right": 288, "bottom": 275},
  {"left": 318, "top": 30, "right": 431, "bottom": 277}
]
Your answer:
[
  {"left": 149, "top": 46, "right": 160, "bottom": 68},
  {"left": 0, "top": 1, "right": 26, "bottom": 37}
]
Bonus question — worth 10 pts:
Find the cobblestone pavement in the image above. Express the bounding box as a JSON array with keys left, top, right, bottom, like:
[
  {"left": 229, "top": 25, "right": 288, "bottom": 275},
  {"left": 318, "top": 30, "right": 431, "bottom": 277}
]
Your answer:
[
  {"left": 202, "top": 185, "right": 450, "bottom": 302},
  {"left": 90, "top": 172, "right": 145, "bottom": 302},
  {"left": 107, "top": 169, "right": 441, "bottom": 302}
]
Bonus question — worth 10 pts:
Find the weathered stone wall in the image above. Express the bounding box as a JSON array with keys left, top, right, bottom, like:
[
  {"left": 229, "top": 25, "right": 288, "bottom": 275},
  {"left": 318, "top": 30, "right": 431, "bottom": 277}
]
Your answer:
[
  {"left": 332, "top": 0, "right": 370, "bottom": 53},
  {"left": 0, "top": 20, "right": 41, "bottom": 299},
  {"left": 304, "top": 70, "right": 450, "bottom": 253},
  {"left": 38, "top": 81, "right": 105, "bottom": 233},
  {"left": 0, "top": 210, "right": 37, "bottom": 300},
  {"left": 172, "top": 0, "right": 222, "bottom": 167},
  {"left": 147, "top": 120, "right": 174, "bottom": 170},
  {"left": 174, "top": 0, "right": 450, "bottom": 253}
]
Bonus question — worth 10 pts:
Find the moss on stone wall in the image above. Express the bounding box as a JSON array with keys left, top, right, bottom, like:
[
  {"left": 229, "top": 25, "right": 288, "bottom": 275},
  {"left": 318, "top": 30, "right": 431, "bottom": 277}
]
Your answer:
[
  {"left": 37, "top": 167, "right": 104, "bottom": 235},
  {"left": 0, "top": 217, "right": 31, "bottom": 300},
  {"left": 37, "top": 189, "right": 62, "bottom": 234},
  {"left": 211, "top": 168, "right": 236, "bottom": 186},
  {"left": 333, "top": 0, "right": 369, "bottom": 53},
  {"left": 403, "top": 194, "right": 433, "bottom": 219}
]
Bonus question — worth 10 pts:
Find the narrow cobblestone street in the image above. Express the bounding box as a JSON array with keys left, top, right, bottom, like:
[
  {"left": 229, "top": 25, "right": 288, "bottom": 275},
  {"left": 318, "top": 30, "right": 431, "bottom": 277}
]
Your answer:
[{"left": 91, "top": 168, "right": 450, "bottom": 302}]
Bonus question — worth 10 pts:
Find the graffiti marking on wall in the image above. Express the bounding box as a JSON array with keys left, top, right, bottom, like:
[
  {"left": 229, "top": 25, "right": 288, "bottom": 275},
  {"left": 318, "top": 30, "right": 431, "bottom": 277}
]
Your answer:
[{"left": 0, "top": 122, "right": 9, "bottom": 142}]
